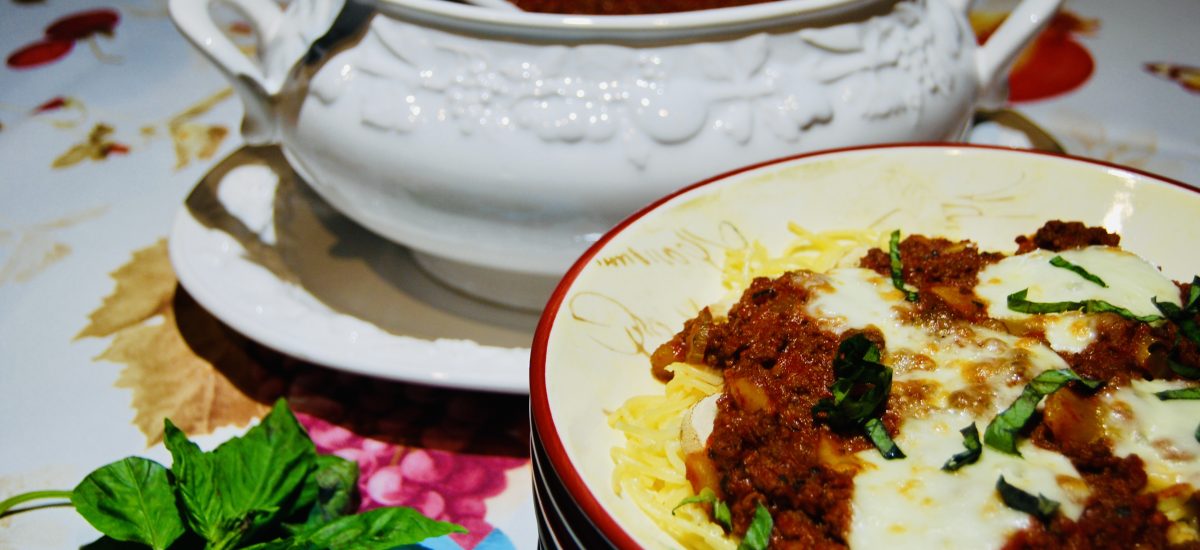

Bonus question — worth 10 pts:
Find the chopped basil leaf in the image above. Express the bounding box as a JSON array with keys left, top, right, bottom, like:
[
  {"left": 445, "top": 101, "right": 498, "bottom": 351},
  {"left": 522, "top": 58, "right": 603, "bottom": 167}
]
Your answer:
[
  {"left": 942, "top": 423, "right": 982, "bottom": 471},
  {"left": 1049, "top": 255, "right": 1108, "bottom": 287},
  {"left": 1194, "top": 422, "right": 1200, "bottom": 444},
  {"left": 813, "top": 334, "right": 905, "bottom": 459},
  {"left": 672, "top": 487, "right": 717, "bottom": 515},
  {"left": 996, "top": 476, "right": 1059, "bottom": 523},
  {"left": 1168, "top": 359, "right": 1200, "bottom": 380},
  {"left": 737, "top": 503, "right": 773, "bottom": 550},
  {"left": 1155, "top": 387, "right": 1200, "bottom": 400},
  {"left": 1154, "top": 277, "right": 1200, "bottom": 345},
  {"left": 865, "top": 418, "right": 905, "bottom": 460},
  {"left": 1007, "top": 289, "right": 1164, "bottom": 323},
  {"left": 889, "top": 230, "right": 919, "bottom": 302},
  {"left": 984, "top": 369, "right": 1103, "bottom": 455},
  {"left": 673, "top": 488, "right": 732, "bottom": 531},
  {"left": 714, "top": 500, "right": 733, "bottom": 531}
]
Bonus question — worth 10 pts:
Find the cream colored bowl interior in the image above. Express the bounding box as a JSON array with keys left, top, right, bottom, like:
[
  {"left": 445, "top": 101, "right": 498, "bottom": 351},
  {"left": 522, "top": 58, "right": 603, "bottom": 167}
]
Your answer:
[{"left": 537, "top": 145, "right": 1200, "bottom": 548}]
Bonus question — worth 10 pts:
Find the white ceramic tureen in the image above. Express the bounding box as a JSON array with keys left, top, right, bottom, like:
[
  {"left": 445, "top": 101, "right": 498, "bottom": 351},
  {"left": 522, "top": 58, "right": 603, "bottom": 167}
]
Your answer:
[{"left": 169, "top": 0, "right": 1058, "bottom": 310}]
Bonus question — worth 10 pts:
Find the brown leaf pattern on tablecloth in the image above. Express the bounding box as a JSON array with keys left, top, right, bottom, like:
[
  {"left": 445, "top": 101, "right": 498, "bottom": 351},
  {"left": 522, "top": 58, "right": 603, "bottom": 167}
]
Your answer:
[
  {"left": 76, "top": 239, "right": 174, "bottom": 338},
  {"left": 79, "top": 239, "right": 268, "bottom": 445},
  {"left": 0, "top": 206, "right": 107, "bottom": 286}
]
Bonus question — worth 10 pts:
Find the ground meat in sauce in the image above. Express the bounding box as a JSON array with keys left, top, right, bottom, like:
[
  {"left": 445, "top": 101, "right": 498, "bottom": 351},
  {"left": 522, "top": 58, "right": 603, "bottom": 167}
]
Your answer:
[
  {"left": 859, "top": 234, "right": 1004, "bottom": 323},
  {"left": 656, "top": 221, "right": 1200, "bottom": 548},
  {"left": 702, "top": 273, "right": 866, "bottom": 547},
  {"left": 507, "top": 0, "right": 776, "bottom": 14},
  {"left": 1015, "top": 220, "right": 1121, "bottom": 253}
]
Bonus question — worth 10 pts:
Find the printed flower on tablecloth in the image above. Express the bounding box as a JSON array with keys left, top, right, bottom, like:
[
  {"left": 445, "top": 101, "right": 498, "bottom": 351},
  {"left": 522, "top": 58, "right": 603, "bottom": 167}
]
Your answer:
[
  {"left": 971, "top": 8, "right": 1097, "bottom": 102},
  {"left": 25, "top": 89, "right": 233, "bottom": 170},
  {"left": 300, "top": 414, "right": 528, "bottom": 550},
  {"left": 6, "top": 8, "right": 120, "bottom": 69},
  {"left": 1145, "top": 63, "right": 1200, "bottom": 95}
]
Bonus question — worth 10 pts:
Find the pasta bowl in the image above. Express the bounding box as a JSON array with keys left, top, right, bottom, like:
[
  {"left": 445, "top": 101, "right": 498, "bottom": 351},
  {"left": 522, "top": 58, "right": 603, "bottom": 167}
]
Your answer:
[
  {"left": 530, "top": 144, "right": 1200, "bottom": 548},
  {"left": 169, "top": 0, "right": 1058, "bottom": 309}
]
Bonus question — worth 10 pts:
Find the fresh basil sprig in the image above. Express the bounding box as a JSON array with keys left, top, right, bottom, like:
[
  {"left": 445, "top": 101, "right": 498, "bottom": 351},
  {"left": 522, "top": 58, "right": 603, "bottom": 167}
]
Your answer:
[
  {"left": 996, "top": 476, "right": 1059, "bottom": 523},
  {"left": 1049, "top": 255, "right": 1108, "bottom": 287},
  {"left": 813, "top": 334, "right": 905, "bottom": 459},
  {"left": 942, "top": 423, "right": 982, "bottom": 471},
  {"left": 737, "top": 503, "right": 774, "bottom": 550},
  {"left": 1007, "top": 289, "right": 1164, "bottom": 323},
  {"left": 673, "top": 487, "right": 732, "bottom": 531},
  {"left": 889, "top": 230, "right": 919, "bottom": 302},
  {"left": 0, "top": 399, "right": 464, "bottom": 550},
  {"left": 984, "top": 369, "right": 1103, "bottom": 455}
]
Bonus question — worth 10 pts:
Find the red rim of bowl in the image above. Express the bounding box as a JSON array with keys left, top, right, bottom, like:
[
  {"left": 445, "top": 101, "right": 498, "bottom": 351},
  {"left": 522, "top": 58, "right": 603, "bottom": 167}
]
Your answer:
[{"left": 529, "top": 142, "right": 1199, "bottom": 549}]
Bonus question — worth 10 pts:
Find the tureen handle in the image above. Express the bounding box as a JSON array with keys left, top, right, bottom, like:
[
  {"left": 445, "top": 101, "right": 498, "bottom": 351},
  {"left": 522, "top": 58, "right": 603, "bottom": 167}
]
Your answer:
[
  {"left": 168, "top": 0, "right": 345, "bottom": 145},
  {"left": 972, "top": 0, "right": 1064, "bottom": 97}
]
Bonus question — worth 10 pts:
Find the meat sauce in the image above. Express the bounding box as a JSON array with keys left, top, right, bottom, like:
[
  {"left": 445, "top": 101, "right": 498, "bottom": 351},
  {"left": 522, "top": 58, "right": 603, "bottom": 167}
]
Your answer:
[{"left": 650, "top": 221, "right": 1200, "bottom": 549}]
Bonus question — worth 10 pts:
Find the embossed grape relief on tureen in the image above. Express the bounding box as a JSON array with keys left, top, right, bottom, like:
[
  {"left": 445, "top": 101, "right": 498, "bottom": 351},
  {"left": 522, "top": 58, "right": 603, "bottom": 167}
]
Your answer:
[{"left": 308, "top": 0, "right": 963, "bottom": 168}]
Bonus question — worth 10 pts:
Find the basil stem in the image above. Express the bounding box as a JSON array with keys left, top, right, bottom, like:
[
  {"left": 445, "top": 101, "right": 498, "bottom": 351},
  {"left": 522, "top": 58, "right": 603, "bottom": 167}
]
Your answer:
[
  {"left": 0, "top": 489, "right": 72, "bottom": 516},
  {"left": 996, "top": 476, "right": 1059, "bottom": 523},
  {"left": 813, "top": 334, "right": 905, "bottom": 459},
  {"left": 984, "top": 369, "right": 1103, "bottom": 455},
  {"left": 737, "top": 503, "right": 773, "bottom": 550},
  {"left": 1049, "top": 255, "right": 1108, "bottom": 287},
  {"left": 942, "top": 423, "right": 982, "bottom": 471},
  {"left": 1007, "top": 289, "right": 1164, "bottom": 323},
  {"left": 1155, "top": 386, "right": 1200, "bottom": 400},
  {"left": 889, "top": 230, "right": 920, "bottom": 302}
]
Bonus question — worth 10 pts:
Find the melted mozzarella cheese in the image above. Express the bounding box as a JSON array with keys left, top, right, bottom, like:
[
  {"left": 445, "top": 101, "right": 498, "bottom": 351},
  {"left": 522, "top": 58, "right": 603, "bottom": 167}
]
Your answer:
[
  {"left": 804, "top": 268, "right": 1068, "bottom": 417},
  {"left": 691, "top": 256, "right": 1195, "bottom": 548},
  {"left": 1105, "top": 380, "right": 1200, "bottom": 489},
  {"left": 975, "top": 246, "right": 1181, "bottom": 353},
  {"left": 851, "top": 412, "right": 1087, "bottom": 549}
]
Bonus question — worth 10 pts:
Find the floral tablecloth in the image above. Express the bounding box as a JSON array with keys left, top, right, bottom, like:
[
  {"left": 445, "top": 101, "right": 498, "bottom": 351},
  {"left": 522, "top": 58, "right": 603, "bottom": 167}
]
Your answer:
[{"left": 0, "top": 0, "right": 1196, "bottom": 548}]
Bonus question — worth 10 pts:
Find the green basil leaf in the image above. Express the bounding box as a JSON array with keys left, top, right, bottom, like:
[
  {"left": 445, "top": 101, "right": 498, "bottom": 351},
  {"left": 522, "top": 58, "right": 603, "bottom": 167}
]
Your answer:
[
  {"left": 1168, "top": 359, "right": 1200, "bottom": 380},
  {"left": 163, "top": 418, "right": 225, "bottom": 544},
  {"left": 70, "top": 456, "right": 186, "bottom": 550},
  {"left": 1006, "top": 289, "right": 1079, "bottom": 315},
  {"left": 985, "top": 369, "right": 1102, "bottom": 455},
  {"left": 865, "top": 418, "right": 905, "bottom": 460},
  {"left": 996, "top": 476, "right": 1059, "bottom": 523},
  {"left": 1155, "top": 386, "right": 1200, "bottom": 400},
  {"left": 167, "top": 399, "right": 318, "bottom": 550},
  {"left": 672, "top": 487, "right": 733, "bottom": 531},
  {"left": 1049, "top": 255, "right": 1107, "bottom": 287},
  {"left": 737, "top": 503, "right": 773, "bottom": 550},
  {"left": 287, "top": 506, "right": 465, "bottom": 550},
  {"left": 1194, "top": 422, "right": 1200, "bottom": 444},
  {"left": 296, "top": 454, "right": 359, "bottom": 528},
  {"left": 714, "top": 499, "right": 733, "bottom": 531},
  {"left": 889, "top": 230, "right": 919, "bottom": 302},
  {"left": 672, "top": 487, "right": 716, "bottom": 515},
  {"left": 814, "top": 335, "right": 903, "bottom": 460},
  {"left": 942, "top": 423, "right": 982, "bottom": 471},
  {"left": 1008, "top": 289, "right": 1163, "bottom": 323}
]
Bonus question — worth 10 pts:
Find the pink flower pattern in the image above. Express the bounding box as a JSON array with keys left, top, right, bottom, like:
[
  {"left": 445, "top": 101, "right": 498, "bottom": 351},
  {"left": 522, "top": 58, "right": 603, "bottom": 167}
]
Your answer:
[{"left": 298, "top": 413, "right": 528, "bottom": 549}]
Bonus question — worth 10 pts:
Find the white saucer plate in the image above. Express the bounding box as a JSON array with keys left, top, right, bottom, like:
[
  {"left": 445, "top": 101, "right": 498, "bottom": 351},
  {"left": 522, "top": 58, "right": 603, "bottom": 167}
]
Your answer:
[{"left": 168, "top": 146, "right": 536, "bottom": 394}]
